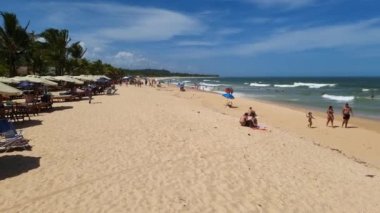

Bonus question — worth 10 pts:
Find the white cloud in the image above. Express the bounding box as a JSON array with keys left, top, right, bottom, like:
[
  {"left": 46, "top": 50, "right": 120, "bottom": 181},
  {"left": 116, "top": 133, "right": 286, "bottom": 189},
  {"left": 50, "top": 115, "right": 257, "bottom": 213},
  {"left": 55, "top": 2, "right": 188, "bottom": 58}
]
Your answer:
[
  {"left": 235, "top": 19, "right": 380, "bottom": 55},
  {"left": 47, "top": 3, "right": 204, "bottom": 42},
  {"left": 109, "top": 51, "right": 155, "bottom": 68},
  {"left": 247, "top": 0, "right": 315, "bottom": 8}
]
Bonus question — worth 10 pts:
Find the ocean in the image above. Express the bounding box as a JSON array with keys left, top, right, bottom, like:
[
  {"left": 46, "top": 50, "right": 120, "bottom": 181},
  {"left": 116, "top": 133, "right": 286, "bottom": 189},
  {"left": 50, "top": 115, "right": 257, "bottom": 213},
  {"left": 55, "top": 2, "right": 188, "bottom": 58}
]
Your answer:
[{"left": 166, "top": 77, "right": 380, "bottom": 120}]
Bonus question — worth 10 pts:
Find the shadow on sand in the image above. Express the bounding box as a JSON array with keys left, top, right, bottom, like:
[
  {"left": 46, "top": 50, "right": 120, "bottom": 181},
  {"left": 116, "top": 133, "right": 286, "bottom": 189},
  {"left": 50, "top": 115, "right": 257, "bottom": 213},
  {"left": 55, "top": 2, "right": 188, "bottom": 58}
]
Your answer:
[
  {"left": 52, "top": 106, "right": 74, "bottom": 112},
  {"left": 0, "top": 155, "right": 40, "bottom": 181},
  {"left": 227, "top": 106, "right": 239, "bottom": 109},
  {"left": 14, "top": 119, "right": 43, "bottom": 129}
]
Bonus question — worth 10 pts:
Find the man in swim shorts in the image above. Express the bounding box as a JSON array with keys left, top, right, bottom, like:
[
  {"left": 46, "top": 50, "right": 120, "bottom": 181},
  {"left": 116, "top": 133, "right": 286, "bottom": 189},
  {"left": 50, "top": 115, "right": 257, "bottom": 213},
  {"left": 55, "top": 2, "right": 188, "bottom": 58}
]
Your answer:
[{"left": 342, "top": 103, "right": 353, "bottom": 128}]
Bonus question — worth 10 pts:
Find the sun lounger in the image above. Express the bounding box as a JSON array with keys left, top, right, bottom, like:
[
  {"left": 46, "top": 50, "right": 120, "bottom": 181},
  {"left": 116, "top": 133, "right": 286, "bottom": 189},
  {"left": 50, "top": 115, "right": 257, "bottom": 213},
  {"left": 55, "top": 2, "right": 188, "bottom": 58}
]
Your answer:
[
  {"left": 0, "top": 119, "right": 31, "bottom": 152},
  {"left": 52, "top": 95, "right": 75, "bottom": 102}
]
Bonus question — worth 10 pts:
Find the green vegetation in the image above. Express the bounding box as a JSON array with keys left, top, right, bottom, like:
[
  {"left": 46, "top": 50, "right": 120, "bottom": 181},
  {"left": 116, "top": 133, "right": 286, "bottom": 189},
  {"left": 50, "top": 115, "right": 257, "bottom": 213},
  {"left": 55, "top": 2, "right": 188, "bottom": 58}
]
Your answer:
[{"left": 0, "top": 12, "right": 217, "bottom": 79}]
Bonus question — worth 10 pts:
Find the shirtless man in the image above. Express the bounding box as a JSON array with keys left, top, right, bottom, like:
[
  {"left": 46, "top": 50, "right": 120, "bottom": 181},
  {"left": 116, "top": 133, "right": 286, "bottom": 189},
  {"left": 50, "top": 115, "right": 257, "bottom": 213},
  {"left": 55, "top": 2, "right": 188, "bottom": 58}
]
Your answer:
[
  {"left": 342, "top": 103, "right": 353, "bottom": 128},
  {"left": 240, "top": 113, "right": 249, "bottom": 126}
]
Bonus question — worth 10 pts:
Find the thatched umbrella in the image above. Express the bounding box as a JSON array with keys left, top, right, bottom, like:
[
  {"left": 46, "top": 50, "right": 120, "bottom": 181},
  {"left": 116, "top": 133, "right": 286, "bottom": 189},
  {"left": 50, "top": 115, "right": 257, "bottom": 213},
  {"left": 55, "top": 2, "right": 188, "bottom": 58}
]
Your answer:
[
  {"left": 0, "top": 77, "right": 20, "bottom": 84},
  {"left": 0, "top": 82, "right": 22, "bottom": 96},
  {"left": 13, "top": 75, "right": 58, "bottom": 86},
  {"left": 54, "top": 76, "right": 84, "bottom": 85},
  {"left": 41, "top": 76, "right": 57, "bottom": 81}
]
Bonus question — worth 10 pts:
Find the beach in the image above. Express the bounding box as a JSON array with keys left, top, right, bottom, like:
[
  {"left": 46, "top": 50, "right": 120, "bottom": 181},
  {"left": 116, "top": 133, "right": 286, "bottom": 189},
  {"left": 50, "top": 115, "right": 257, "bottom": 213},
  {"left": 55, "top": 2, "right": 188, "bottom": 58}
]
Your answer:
[{"left": 1, "top": 85, "right": 380, "bottom": 212}]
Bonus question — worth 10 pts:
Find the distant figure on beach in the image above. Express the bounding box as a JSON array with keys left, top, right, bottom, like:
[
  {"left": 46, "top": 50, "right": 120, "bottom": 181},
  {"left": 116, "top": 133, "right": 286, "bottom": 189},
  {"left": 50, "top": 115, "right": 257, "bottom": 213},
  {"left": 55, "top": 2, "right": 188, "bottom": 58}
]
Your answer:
[
  {"left": 247, "top": 111, "right": 258, "bottom": 128},
  {"left": 240, "top": 113, "right": 254, "bottom": 127},
  {"left": 342, "top": 103, "right": 353, "bottom": 128},
  {"left": 240, "top": 113, "right": 249, "bottom": 126},
  {"left": 87, "top": 85, "right": 93, "bottom": 104},
  {"left": 247, "top": 107, "right": 257, "bottom": 117},
  {"left": 306, "top": 112, "right": 315, "bottom": 128},
  {"left": 326, "top": 106, "right": 334, "bottom": 127}
]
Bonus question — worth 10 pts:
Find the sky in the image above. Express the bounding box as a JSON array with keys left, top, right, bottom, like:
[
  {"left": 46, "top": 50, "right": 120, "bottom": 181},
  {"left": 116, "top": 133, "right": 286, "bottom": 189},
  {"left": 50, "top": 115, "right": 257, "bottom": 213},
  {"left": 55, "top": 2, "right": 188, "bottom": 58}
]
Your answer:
[{"left": 2, "top": 0, "right": 380, "bottom": 76}]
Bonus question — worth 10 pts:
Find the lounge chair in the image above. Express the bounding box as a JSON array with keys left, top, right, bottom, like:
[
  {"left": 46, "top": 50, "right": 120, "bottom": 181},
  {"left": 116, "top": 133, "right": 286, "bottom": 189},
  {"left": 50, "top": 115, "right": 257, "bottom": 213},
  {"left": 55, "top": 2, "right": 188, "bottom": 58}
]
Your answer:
[{"left": 0, "top": 119, "right": 31, "bottom": 152}]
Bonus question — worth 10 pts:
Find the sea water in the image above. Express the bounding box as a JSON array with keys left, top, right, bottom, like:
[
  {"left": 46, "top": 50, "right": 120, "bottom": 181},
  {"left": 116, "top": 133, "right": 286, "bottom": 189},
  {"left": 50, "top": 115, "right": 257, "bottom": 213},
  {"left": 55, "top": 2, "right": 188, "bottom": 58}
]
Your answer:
[{"left": 168, "top": 77, "right": 380, "bottom": 120}]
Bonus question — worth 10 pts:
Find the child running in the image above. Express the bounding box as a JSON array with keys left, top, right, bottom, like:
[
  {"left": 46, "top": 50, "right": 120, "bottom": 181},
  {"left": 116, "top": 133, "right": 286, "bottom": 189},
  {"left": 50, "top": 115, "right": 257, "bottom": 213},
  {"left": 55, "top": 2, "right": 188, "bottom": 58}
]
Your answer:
[{"left": 306, "top": 112, "right": 315, "bottom": 128}]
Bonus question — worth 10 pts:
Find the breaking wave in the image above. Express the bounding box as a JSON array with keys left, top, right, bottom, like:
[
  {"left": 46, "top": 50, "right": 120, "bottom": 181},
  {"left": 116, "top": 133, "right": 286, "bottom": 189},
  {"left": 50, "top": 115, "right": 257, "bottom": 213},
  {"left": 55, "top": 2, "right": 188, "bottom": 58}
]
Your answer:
[
  {"left": 322, "top": 94, "right": 354, "bottom": 102},
  {"left": 249, "top": 82, "right": 270, "bottom": 87},
  {"left": 274, "top": 82, "right": 336, "bottom": 89}
]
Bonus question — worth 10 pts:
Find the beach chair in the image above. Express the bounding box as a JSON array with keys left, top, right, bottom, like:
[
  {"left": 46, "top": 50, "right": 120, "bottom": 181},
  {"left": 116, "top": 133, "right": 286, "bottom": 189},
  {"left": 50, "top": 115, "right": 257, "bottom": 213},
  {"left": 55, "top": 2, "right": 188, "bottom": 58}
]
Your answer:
[{"left": 0, "top": 119, "right": 31, "bottom": 152}]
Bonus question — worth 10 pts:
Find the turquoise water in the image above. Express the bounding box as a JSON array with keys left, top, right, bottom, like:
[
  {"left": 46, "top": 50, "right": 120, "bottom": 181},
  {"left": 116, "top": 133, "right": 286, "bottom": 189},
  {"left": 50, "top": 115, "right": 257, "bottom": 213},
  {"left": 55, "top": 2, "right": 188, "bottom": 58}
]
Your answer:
[{"left": 168, "top": 77, "right": 380, "bottom": 120}]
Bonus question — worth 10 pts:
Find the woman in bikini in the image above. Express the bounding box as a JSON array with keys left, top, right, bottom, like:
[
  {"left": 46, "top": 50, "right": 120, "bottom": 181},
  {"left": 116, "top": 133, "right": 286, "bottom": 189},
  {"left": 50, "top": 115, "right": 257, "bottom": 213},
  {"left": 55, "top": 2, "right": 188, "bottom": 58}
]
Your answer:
[{"left": 326, "top": 106, "right": 334, "bottom": 127}]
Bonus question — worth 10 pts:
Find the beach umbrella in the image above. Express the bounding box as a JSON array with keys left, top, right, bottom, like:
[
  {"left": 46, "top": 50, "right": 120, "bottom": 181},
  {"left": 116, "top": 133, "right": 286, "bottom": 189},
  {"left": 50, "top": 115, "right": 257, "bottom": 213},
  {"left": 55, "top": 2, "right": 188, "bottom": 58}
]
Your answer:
[
  {"left": 97, "top": 75, "right": 111, "bottom": 80},
  {"left": 13, "top": 76, "right": 58, "bottom": 86},
  {"left": 73, "top": 75, "right": 97, "bottom": 82},
  {"left": 0, "top": 77, "right": 20, "bottom": 84},
  {"left": 224, "top": 87, "right": 234, "bottom": 94},
  {"left": 18, "top": 81, "right": 35, "bottom": 90},
  {"left": 41, "top": 76, "right": 57, "bottom": 81},
  {"left": 96, "top": 78, "right": 109, "bottom": 84},
  {"left": 54, "top": 76, "right": 84, "bottom": 85},
  {"left": 0, "top": 82, "right": 22, "bottom": 96},
  {"left": 222, "top": 93, "right": 235, "bottom": 99}
]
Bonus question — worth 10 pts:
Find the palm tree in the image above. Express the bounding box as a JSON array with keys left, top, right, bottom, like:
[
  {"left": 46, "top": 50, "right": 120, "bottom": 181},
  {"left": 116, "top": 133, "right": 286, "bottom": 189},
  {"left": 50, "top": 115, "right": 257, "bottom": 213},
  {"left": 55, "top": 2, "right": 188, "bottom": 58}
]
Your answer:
[
  {"left": 67, "top": 41, "right": 86, "bottom": 75},
  {"left": 25, "top": 32, "right": 47, "bottom": 75},
  {"left": 0, "top": 12, "right": 30, "bottom": 76},
  {"left": 40, "top": 28, "right": 71, "bottom": 75}
]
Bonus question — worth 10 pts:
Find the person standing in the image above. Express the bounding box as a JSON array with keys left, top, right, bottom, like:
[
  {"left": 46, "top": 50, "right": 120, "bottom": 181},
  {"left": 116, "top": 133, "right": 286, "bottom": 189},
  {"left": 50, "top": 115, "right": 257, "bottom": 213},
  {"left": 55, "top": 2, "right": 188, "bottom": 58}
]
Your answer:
[
  {"left": 306, "top": 112, "right": 315, "bottom": 128},
  {"left": 87, "top": 84, "right": 93, "bottom": 104},
  {"left": 342, "top": 103, "right": 353, "bottom": 128},
  {"left": 326, "top": 106, "right": 334, "bottom": 127}
]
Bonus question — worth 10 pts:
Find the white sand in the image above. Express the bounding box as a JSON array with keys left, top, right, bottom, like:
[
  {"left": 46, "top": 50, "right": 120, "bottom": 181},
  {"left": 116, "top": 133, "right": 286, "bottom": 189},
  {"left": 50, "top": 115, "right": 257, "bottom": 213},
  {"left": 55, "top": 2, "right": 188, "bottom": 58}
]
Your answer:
[{"left": 0, "top": 85, "right": 379, "bottom": 212}]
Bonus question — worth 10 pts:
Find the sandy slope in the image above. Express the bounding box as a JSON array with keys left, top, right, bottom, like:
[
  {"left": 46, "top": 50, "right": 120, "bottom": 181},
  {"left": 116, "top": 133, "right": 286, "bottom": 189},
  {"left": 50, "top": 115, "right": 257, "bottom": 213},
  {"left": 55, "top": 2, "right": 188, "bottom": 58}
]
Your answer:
[{"left": 0, "top": 85, "right": 379, "bottom": 212}]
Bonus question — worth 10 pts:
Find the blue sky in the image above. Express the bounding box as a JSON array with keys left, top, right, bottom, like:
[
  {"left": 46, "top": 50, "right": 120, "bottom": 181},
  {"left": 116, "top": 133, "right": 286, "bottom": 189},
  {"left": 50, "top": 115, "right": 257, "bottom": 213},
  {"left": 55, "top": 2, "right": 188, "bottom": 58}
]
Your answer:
[{"left": 2, "top": 0, "right": 380, "bottom": 76}]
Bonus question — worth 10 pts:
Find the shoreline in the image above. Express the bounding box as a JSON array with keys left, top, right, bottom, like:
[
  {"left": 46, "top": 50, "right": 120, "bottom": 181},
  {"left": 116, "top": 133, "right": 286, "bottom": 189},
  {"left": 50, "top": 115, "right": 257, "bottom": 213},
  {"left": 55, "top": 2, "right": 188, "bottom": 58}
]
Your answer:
[
  {"left": 164, "top": 76, "right": 380, "bottom": 121},
  {"left": 1, "top": 84, "right": 380, "bottom": 212},
  {"left": 176, "top": 85, "right": 380, "bottom": 168},
  {"left": 190, "top": 85, "right": 380, "bottom": 132}
]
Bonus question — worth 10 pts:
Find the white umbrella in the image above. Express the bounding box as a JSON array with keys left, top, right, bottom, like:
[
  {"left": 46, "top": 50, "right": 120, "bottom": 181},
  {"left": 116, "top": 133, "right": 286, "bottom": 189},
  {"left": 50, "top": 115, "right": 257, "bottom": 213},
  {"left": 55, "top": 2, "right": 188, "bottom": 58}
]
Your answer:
[
  {"left": 13, "top": 75, "right": 58, "bottom": 86},
  {"left": 0, "top": 77, "right": 20, "bottom": 84},
  {"left": 73, "top": 75, "right": 97, "bottom": 82},
  {"left": 55, "top": 76, "right": 84, "bottom": 85},
  {"left": 41, "top": 76, "right": 57, "bottom": 81},
  {"left": 0, "top": 82, "right": 22, "bottom": 96},
  {"left": 96, "top": 75, "right": 111, "bottom": 80}
]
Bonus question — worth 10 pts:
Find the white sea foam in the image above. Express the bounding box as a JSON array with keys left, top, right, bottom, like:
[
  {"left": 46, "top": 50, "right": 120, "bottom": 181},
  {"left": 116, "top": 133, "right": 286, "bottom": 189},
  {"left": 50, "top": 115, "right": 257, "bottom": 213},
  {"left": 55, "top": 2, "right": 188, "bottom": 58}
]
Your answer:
[
  {"left": 199, "top": 86, "right": 213, "bottom": 91},
  {"left": 232, "top": 92, "right": 245, "bottom": 98},
  {"left": 199, "top": 82, "right": 223, "bottom": 87},
  {"left": 322, "top": 94, "right": 355, "bottom": 102},
  {"left": 273, "top": 84, "right": 298, "bottom": 88},
  {"left": 249, "top": 82, "right": 270, "bottom": 87},
  {"left": 203, "top": 79, "right": 211, "bottom": 82},
  {"left": 362, "top": 88, "right": 370, "bottom": 92},
  {"left": 274, "top": 82, "right": 336, "bottom": 89},
  {"left": 182, "top": 80, "right": 191, "bottom": 83},
  {"left": 244, "top": 82, "right": 249, "bottom": 85}
]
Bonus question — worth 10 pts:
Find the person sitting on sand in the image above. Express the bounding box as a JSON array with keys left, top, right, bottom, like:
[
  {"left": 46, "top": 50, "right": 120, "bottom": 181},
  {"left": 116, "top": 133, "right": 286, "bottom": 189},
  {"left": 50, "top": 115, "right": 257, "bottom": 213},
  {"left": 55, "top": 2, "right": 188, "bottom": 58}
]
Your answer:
[
  {"left": 326, "top": 106, "right": 334, "bottom": 127},
  {"left": 306, "top": 112, "right": 315, "bottom": 128},
  {"left": 342, "top": 103, "right": 353, "bottom": 128},
  {"left": 240, "top": 113, "right": 249, "bottom": 126},
  {"left": 247, "top": 111, "right": 258, "bottom": 128},
  {"left": 240, "top": 113, "right": 254, "bottom": 127}
]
